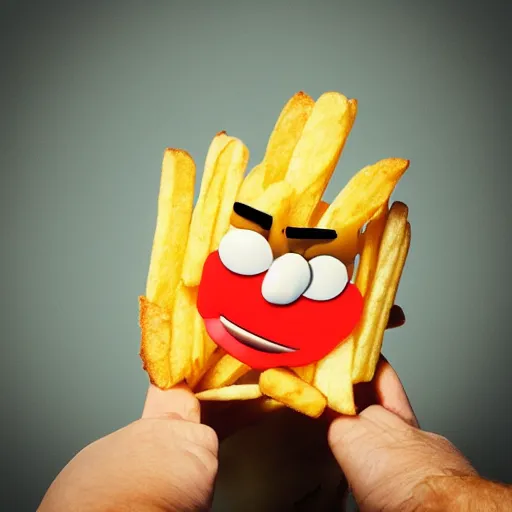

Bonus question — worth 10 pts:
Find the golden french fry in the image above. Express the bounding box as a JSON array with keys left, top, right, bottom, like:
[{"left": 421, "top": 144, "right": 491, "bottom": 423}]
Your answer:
[
  {"left": 261, "top": 91, "right": 315, "bottom": 187},
  {"left": 355, "top": 203, "right": 389, "bottom": 297},
  {"left": 309, "top": 200, "right": 330, "bottom": 227},
  {"left": 236, "top": 163, "right": 266, "bottom": 204},
  {"left": 181, "top": 135, "right": 235, "bottom": 286},
  {"left": 364, "top": 221, "right": 411, "bottom": 379},
  {"left": 196, "top": 384, "right": 262, "bottom": 401},
  {"left": 146, "top": 149, "right": 195, "bottom": 311},
  {"left": 142, "top": 149, "right": 195, "bottom": 388},
  {"left": 186, "top": 312, "right": 209, "bottom": 389},
  {"left": 210, "top": 140, "right": 249, "bottom": 250},
  {"left": 232, "top": 180, "right": 295, "bottom": 248},
  {"left": 259, "top": 368, "right": 327, "bottom": 418},
  {"left": 169, "top": 283, "right": 197, "bottom": 384},
  {"left": 189, "top": 311, "right": 205, "bottom": 376},
  {"left": 139, "top": 296, "right": 172, "bottom": 389},
  {"left": 348, "top": 98, "right": 358, "bottom": 126},
  {"left": 198, "top": 131, "right": 232, "bottom": 197},
  {"left": 253, "top": 181, "right": 295, "bottom": 257},
  {"left": 196, "top": 353, "right": 250, "bottom": 391},
  {"left": 352, "top": 202, "right": 410, "bottom": 383},
  {"left": 292, "top": 365, "right": 316, "bottom": 384},
  {"left": 314, "top": 337, "right": 356, "bottom": 415},
  {"left": 307, "top": 159, "right": 409, "bottom": 263},
  {"left": 285, "top": 92, "right": 353, "bottom": 226},
  {"left": 187, "top": 347, "right": 225, "bottom": 390},
  {"left": 237, "top": 92, "right": 314, "bottom": 202}
]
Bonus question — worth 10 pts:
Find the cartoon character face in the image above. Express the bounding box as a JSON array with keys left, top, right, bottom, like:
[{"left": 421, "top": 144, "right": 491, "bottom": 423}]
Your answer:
[{"left": 197, "top": 202, "right": 364, "bottom": 370}]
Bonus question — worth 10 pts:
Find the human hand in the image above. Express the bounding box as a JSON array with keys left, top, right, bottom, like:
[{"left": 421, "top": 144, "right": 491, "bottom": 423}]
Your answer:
[
  {"left": 39, "top": 384, "right": 218, "bottom": 512},
  {"left": 328, "top": 358, "right": 479, "bottom": 511}
]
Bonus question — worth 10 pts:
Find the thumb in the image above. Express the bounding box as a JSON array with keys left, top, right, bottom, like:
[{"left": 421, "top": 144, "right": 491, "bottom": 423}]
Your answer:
[
  {"left": 328, "top": 358, "right": 418, "bottom": 489},
  {"left": 328, "top": 404, "right": 411, "bottom": 479},
  {"left": 141, "top": 382, "right": 201, "bottom": 422}
]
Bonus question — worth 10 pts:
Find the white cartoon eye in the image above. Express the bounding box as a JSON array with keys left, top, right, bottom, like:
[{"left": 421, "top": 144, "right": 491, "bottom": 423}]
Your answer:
[
  {"left": 261, "top": 253, "right": 312, "bottom": 305},
  {"left": 303, "top": 255, "right": 348, "bottom": 301},
  {"left": 218, "top": 228, "right": 273, "bottom": 276}
]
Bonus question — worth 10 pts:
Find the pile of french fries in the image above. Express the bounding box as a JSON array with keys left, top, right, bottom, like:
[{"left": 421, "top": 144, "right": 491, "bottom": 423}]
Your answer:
[{"left": 140, "top": 91, "right": 411, "bottom": 418}]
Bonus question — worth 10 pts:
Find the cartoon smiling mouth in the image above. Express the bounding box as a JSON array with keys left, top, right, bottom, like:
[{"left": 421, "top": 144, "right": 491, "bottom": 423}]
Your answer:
[{"left": 219, "top": 316, "right": 297, "bottom": 354}]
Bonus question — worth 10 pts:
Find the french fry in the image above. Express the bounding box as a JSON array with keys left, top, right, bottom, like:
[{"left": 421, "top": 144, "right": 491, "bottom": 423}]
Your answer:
[
  {"left": 314, "top": 336, "right": 356, "bottom": 415},
  {"left": 259, "top": 368, "right": 327, "bottom": 418},
  {"left": 187, "top": 347, "right": 225, "bottom": 390},
  {"left": 251, "top": 181, "right": 295, "bottom": 258},
  {"left": 237, "top": 91, "right": 315, "bottom": 202},
  {"left": 210, "top": 140, "right": 249, "bottom": 250},
  {"left": 261, "top": 91, "right": 315, "bottom": 187},
  {"left": 196, "top": 384, "right": 262, "bottom": 401},
  {"left": 285, "top": 92, "right": 354, "bottom": 227},
  {"left": 363, "top": 221, "right": 411, "bottom": 379},
  {"left": 352, "top": 202, "right": 410, "bottom": 383},
  {"left": 198, "top": 131, "right": 232, "bottom": 197},
  {"left": 169, "top": 283, "right": 197, "bottom": 384},
  {"left": 188, "top": 312, "right": 205, "bottom": 385},
  {"left": 236, "top": 163, "right": 266, "bottom": 204},
  {"left": 306, "top": 158, "right": 409, "bottom": 263},
  {"left": 348, "top": 98, "right": 358, "bottom": 127},
  {"left": 231, "top": 180, "right": 295, "bottom": 245},
  {"left": 139, "top": 297, "right": 172, "bottom": 389},
  {"left": 142, "top": 149, "right": 195, "bottom": 387},
  {"left": 292, "top": 365, "right": 316, "bottom": 384},
  {"left": 309, "top": 200, "right": 330, "bottom": 227},
  {"left": 196, "top": 353, "right": 250, "bottom": 391},
  {"left": 355, "top": 203, "right": 389, "bottom": 297},
  {"left": 186, "top": 312, "right": 219, "bottom": 389},
  {"left": 146, "top": 149, "right": 195, "bottom": 311},
  {"left": 181, "top": 135, "right": 238, "bottom": 286}
]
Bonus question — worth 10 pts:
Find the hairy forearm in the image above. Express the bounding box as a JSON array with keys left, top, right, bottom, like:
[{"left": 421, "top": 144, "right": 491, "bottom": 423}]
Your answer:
[{"left": 412, "top": 475, "right": 512, "bottom": 511}]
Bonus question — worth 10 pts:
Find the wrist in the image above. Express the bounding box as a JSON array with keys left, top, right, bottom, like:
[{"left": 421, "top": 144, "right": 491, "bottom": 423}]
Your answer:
[{"left": 412, "top": 475, "right": 512, "bottom": 511}]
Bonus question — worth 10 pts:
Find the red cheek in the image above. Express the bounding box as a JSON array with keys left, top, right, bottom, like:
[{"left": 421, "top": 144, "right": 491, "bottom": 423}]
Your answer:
[{"left": 197, "top": 251, "right": 363, "bottom": 369}]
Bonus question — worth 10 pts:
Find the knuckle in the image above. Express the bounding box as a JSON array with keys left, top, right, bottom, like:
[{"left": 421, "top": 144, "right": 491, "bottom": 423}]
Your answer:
[
  {"left": 185, "top": 441, "right": 219, "bottom": 479},
  {"left": 425, "top": 431, "right": 450, "bottom": 445},
  {"left": 199, "top": 424, "right": 219, "bottom": 456}
]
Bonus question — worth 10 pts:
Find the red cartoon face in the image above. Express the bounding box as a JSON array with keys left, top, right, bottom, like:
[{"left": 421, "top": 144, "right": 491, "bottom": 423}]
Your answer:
[{"left": 197, "top": 209, "right": 364, "bottom": 370}]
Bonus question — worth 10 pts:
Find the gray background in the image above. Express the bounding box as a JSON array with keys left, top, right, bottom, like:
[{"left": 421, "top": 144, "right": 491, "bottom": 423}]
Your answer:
[{"left": 1, "top": 0, "right": 510, "bottom": 510}]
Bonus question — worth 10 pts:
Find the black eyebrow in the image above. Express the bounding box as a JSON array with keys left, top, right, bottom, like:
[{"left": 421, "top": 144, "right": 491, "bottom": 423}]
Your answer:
[
  {"left": 284, "top": 227, "right": 337, "bottom": 240},
  {"left": 233, "top": 202, "right": 273, "bottom": 231}
]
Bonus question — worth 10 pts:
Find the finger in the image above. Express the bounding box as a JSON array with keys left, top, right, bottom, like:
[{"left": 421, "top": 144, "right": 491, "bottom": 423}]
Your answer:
[
  {"left": 327, "top": 411, "right": 374, "bottom": 485},
  {"left": 351, "top": 356, "right": 417, "bottom": 428},
  {"left": 373, "top": 356, "right": 419, "bottom": 428},
  {"left": 386, "top": 304, "right": 405, "bottom": 329},
  {"left": 142, "top": 383, "right": 201, "bottom": 423}
]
